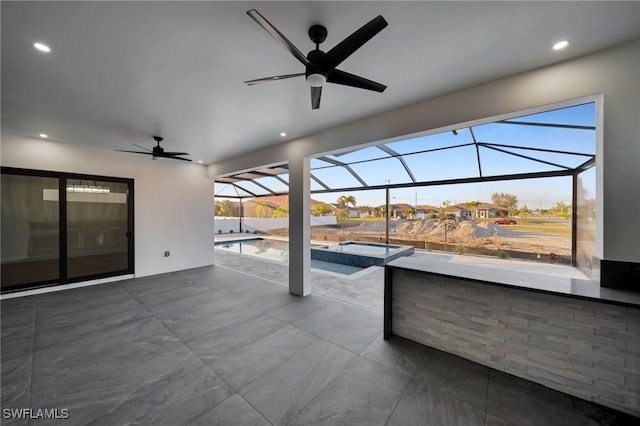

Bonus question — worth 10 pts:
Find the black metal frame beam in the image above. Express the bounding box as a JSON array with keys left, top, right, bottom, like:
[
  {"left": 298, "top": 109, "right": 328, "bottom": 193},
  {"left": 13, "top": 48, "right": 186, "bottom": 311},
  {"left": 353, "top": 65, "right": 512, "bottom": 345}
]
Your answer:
[
  {"left": 479, "top": 144, "right": 571, "bottom": 170},
  {"left": 311, "top": 143, "right": 476, "bottom": 171},
  {"left": 469, "top": 127, "right": 483, "bottom": 177},
  {"left": 480, "top": 141, "right": 594, "bottom": 157},
  {"left": 377, "top": 145, "right": 417, "bottom": 183},
  {"left": 497, "top": 120, "right": 595, "bottom": 131},
  {"left": 230, "top": 183, "right": 258, "bottom": 197},
  {"left": 309, "top": 168, "right": 574, "bottom": 194},
  {"left": 310, "top": 173, "right": 331, "bottom": 190},
  {"left": 316, "top": 156, "right": 369, "bottom": 187}
]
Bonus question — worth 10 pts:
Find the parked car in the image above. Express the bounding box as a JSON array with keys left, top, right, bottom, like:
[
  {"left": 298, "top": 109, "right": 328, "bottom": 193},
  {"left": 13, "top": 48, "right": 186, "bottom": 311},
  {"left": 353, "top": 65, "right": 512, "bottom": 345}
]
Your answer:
[{"left": 494, "top": 218, "right": 517, "bottom": 225}]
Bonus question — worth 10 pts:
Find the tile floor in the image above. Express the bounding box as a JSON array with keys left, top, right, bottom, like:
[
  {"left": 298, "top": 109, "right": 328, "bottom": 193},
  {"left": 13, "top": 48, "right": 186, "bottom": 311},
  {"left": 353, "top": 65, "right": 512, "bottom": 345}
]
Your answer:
[{"left": 1, "top": 258, "right": 637, "bottom": 425}]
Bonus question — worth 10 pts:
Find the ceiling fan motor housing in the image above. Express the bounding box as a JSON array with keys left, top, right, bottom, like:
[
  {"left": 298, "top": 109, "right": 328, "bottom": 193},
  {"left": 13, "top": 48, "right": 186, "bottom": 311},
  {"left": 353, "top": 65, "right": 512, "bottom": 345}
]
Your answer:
[{"left": 306, "top": 49, "right": 328, "bottom": 87}]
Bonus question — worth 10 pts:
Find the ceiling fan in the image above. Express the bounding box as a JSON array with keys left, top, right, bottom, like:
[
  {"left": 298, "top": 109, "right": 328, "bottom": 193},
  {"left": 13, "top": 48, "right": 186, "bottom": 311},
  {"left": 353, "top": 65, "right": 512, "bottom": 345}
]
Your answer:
[
  {"left": 244, "top": 9, "right": 388, "bottom": 110},
  {"left": 117, "top": 136, "right": 191, "bottom": 162}
]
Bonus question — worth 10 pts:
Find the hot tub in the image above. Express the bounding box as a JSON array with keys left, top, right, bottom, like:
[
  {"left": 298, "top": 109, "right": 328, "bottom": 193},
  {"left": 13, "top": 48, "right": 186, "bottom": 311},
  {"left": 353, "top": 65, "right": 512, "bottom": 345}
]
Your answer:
[{"left": 311, "top": 241, "right": 414, "bottom": 268}]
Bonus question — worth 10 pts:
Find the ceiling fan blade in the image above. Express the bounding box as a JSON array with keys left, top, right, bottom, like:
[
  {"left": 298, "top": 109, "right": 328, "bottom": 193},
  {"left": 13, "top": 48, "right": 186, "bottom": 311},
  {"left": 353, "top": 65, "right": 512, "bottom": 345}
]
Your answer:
[
  {"left": 163, "top": 151, "right": 190, "bottom": 156},
  {"left": 323, "top": 15, "right": 388, "bottom": 70},
  {"left": 244, "top": 73, "right": 305, "bottom": 86},
  {"left": 133, "top": 144, "right": 152, "bottom": 152},
  {"left": 327, "top": 69, "right": 386, "bottom": 92},
  {"left": 116, "top": 150, "right": 153, "bottom": 155},
  {"left": 311, "top": 86, "right": 322, "bottom": 110},
  {"left": 168, "top": 156, "right": 192, "bottom": 162},
  {"left": 247, "top": 9, "right": 310, "bottom": 66}
]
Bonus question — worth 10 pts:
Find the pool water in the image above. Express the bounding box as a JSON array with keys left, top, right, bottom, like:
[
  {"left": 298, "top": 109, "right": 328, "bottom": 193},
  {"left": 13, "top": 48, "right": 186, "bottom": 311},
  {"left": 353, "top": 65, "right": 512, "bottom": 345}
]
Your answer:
[
  {"left": 214, "top": 238, "right": 365, "bottom": 275},
  {"left": 215, "top": 238, "right": 290, "bottom": 263}
]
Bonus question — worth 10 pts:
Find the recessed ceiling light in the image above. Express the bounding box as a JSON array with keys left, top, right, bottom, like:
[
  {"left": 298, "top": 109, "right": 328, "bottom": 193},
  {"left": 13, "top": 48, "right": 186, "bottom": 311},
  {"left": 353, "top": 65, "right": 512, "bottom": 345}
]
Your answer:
[
  {"left": 33, "top": 42, "right": 51, "bottom": 53},
  {"left": 553, "top": 40, "right": 569, "bottom": 51},
  {"left": 280, "top": 132, "right": 287, "bottom": 137},
  {"left": 39, "top": 133, "right": 48, "bottom": 138},
  {"left": 198, "top": 160, "right": 203, "bottom": 164}
]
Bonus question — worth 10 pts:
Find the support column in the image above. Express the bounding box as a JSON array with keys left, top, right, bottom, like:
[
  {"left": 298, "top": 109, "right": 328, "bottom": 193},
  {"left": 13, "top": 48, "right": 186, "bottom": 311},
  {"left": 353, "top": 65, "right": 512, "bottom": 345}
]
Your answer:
[
  {"left": 385, "top": 187, "right": 390, "bottom": 244},
  {"left": 288, "top": 156, "right": 311, "bottom": 296}
]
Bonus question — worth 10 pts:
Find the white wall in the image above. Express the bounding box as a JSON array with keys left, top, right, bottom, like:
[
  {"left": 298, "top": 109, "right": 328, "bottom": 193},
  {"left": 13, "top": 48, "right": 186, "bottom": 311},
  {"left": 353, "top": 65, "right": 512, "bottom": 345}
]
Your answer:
[
  {"left": 209, "top": 40, "right": 640, "bottom": 263},
  {"left": 214, "top": 215, "right": 336, "bottom": 234},
  {"left": 1, "top": 134, "right": 214, "bottom": 277}
]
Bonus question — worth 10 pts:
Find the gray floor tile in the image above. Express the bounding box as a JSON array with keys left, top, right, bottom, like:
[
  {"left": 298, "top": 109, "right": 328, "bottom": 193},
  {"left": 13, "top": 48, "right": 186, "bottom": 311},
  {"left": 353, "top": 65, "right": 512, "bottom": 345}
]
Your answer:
[
  {"left": 226, "top": 280, "right": 294, "bottom": 312},
  {"left": 361, "top": 334, "right": 432, "bottom": 376},
  {"left": 289, "top": 356, "right": 411, "bottom": 426},
  {"left": 486, "top": 369, "right": 579, "bottom": 426},
  {"left": 210, "top": 324, "right": 318, "bottom": 390},
  {"left": 412, "top": 345, "right": 489, "bottom": 411},
  {"left": 33, "top": 284, "right": 132, "bottom": 320},
  {"left": 387, "top": 374, "right": 485, "bottom": 426},
  {"left": 130, "top": 285, "right": 222, "bottom": 316},
  {"left": 30, "top": 316, "right": 201, "bottom": 425},
  {"left": 1, "top": 299, "right": 36, "bottom": 419},
  {"left": 1, "top": 354, "right": 32, "bottom": 421},
  {"left": 34, "top": 298, "right": 151, "bottom": 351},
  {"left": 160, "top": 299, "right": 263, "bottom": 344},
  {"left": 3, "top": 263, "right": 638, "bottom": 425},
  {"left": 189, "top": 394, "right": 270, "bottom": 426},
  {"left": 571, "top": 397, "right": 639, "bottom": 426},
  {"left": 186, "top": 314, "right": 288, "bottom": 366},
  {"left": 1, "top": 300, "right": 36, "bottom": 361},
  {"left": 265, "top": 293, "right": 345, "bottom": 324},
  {"left": 291, "top": 301, "right": 383, "bottom": 354},
  {"left": 240, "top": 339, "right": 356, "bottom": 425},
  {"left": 89, "top": 365, "right": 234, "bottom": 426}
]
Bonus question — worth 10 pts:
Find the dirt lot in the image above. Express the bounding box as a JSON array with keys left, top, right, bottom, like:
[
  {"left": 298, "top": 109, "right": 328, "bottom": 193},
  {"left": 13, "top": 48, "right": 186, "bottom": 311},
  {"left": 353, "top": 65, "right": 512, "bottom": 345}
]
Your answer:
[{"left": 309, "top": 218, "right": 571, "bottom": 264}]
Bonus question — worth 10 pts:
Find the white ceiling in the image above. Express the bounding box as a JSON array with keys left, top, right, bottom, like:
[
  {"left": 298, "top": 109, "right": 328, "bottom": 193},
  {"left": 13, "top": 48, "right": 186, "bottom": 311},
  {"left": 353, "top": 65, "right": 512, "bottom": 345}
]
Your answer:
[{"left": 2, "top": 1, "right": 639, "bottom": 165}]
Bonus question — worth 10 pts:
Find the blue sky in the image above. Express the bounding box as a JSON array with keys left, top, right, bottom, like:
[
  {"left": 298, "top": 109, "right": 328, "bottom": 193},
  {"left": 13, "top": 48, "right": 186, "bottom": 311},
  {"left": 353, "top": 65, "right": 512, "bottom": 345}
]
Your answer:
[
  {"left": 215, "top": 102, "right": 596, "bottom": 210},
  {"left": 310, "top": 103, "right": 596, "bottom": 209}
]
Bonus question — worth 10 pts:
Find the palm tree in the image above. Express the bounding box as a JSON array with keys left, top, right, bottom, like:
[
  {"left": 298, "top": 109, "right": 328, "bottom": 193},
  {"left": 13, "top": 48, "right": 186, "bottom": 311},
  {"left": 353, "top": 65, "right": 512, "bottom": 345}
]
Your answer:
[
  {"left": 465, "top": 200, "right": 480, "bottom": 219},
  {"left": 215, "top": 199, "right": 234, "bottom": 217},
  {"left": 337, "top": 195, "right": 357, "bottom": 211},
  {"left": 334, "top": 208, "right": 349, "bottom": 240},
  {"left": 438, "top": 200, "right": 457, "bottom": 250},
  {"left": 312, "top": 203, "right": 333, "bottom": 217},
  {"left": 254, "top": 201, "right": 269, "bottom": 218},
  {"left": 272, "top": 204, "right": 288, "bottom": 218},
  {"left": 337, "top": 195, "right": 357, "bottom": 221}
]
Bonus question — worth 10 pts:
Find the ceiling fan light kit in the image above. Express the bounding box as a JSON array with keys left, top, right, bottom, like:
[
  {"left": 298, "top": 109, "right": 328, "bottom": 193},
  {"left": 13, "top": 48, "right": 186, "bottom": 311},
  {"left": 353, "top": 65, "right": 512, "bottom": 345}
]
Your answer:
[{"left": 245, "top": 9, "right": 388, "bottom": 110}]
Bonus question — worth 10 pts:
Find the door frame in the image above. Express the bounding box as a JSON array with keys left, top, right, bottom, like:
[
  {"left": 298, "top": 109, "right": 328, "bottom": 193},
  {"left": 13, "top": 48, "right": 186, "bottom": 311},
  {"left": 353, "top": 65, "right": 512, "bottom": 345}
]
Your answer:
[{"left": 1, "top": 167, "right": 135, "bottom": 293}]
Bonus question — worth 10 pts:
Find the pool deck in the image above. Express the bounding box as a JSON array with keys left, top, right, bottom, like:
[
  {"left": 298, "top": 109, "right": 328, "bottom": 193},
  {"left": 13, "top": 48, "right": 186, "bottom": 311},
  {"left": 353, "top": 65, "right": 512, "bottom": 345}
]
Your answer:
[{"left": 214, "top": 234, "right": 591, "bottom": 313}]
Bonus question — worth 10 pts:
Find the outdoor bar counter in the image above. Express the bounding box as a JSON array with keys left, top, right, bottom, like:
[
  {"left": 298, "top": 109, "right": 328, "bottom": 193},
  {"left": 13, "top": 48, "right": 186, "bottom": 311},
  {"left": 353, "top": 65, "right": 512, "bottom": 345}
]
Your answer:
[{"left": 384, "top": 256, "right": 640, "bottom": 416}]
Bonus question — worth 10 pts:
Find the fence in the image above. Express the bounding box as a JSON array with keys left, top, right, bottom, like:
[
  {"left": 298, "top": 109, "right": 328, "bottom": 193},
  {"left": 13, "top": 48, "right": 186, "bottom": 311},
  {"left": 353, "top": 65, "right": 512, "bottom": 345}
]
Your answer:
[{"left": 214, "top": 216, "right": 336, "bottom": 234}]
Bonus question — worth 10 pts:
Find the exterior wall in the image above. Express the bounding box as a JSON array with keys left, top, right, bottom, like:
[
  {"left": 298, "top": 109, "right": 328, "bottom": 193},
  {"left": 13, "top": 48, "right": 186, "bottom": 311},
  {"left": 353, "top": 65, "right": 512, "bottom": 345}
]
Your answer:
[
  {"left": 209, "top": 41, "right": 640, "bottom": 265},
  {"left": 391, "top": 268, "right": 640, "bottom": 416},
  {"left": 1, "top": 134, "right": 214, "bottom": 278}
]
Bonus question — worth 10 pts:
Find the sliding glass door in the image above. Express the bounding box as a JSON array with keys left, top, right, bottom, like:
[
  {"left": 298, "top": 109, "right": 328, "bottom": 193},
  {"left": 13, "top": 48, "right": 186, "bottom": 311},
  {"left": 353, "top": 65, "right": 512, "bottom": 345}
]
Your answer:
[
  {"left": 1, "top": 168, "right": 134, "bottom": 292},
  {"left": 66, "top": 179, "right": 131, "bottom": 279},
  {"left": 1, "top": 173, "right": 60, "bottom": 288}
]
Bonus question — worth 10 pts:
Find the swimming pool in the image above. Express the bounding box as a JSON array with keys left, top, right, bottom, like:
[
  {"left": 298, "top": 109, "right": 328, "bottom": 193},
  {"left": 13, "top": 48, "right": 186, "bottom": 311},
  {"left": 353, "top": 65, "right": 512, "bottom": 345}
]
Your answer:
[
  {"left": 312, "top": 241, "right": 414, "bottom": 267},
  {"left": 214, "top": 238, "right": 414, "bottom": 270},
  {"left": 214, "top": 238, "right": 365, "bottom": 275}
]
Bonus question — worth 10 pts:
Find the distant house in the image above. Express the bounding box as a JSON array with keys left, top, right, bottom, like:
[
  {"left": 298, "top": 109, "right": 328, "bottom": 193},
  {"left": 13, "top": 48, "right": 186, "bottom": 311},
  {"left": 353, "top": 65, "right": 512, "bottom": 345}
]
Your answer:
[
  {"left": 416, "top": 204, "right": 440, "bottom": 219},
  {"left": 330, "top": 203, "right": 360, "bottom": 218},
  {"left": 455, "top": 202, "right": 502, "bottom": 219}
]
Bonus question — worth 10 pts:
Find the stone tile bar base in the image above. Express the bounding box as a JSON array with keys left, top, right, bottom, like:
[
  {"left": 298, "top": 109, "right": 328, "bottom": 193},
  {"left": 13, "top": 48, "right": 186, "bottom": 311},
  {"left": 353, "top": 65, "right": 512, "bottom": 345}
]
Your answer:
[{"left": 388, "top": 268, "right": 640, "bottom": 417}]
